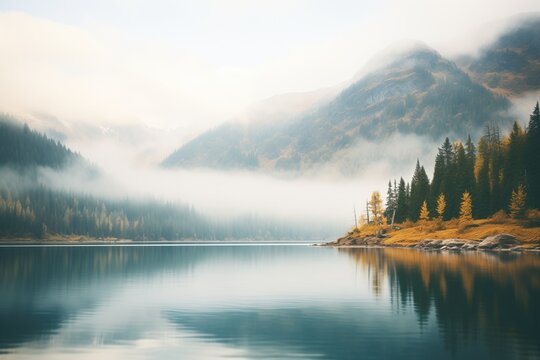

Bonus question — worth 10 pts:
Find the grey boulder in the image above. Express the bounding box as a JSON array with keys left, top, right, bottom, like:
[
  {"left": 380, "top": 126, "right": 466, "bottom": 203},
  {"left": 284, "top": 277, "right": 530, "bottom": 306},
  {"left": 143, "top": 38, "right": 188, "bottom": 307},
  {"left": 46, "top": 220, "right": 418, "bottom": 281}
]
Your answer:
[{"left": 478, "top": 234, "right": 520, "bottom": 249}]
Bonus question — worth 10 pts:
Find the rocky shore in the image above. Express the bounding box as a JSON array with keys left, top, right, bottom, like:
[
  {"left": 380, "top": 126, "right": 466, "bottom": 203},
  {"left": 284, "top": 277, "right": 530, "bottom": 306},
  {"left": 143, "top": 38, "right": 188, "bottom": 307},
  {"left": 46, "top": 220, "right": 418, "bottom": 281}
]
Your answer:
[{"left": 324, "top": 233, "right": 540, "bottom": 252}]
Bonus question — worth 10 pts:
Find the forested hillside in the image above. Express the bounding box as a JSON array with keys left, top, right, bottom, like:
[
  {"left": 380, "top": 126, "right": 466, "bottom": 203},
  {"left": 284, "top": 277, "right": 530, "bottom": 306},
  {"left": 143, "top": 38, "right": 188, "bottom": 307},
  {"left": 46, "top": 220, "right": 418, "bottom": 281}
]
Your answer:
[
  {"left": 0, "top": 116, "right": 81, "bottom": 169},
  {"left": 162, "top": 18, "right": 540, "bottom": 173},
  {"left": 380, "top": 102, "right": 540, "bottom": 224},
  {"left": 0, "top": 186, "right": 325, "bottom": 240},
  {"left": 163, "top": 47, "right": 510, "bottom": 172},
  {"left": 462, "top": 16, "right": 540, "bottom": 96},
  {"left": 0, "top": 120, "right": 333, "bottom": 241}
]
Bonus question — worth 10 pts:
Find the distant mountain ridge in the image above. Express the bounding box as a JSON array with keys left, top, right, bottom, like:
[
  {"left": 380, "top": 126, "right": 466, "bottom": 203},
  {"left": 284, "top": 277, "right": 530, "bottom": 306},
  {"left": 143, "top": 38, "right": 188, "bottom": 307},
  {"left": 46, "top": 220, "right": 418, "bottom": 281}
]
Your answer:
[
  {"left": 161, "top": 16, "right": 539, "bottom": 173},
  {"left": 162, "top": 47, "right": 510, "bottom": 172},
  {"left": 461, "top": 16, "right": 540, "bottom": 96}
]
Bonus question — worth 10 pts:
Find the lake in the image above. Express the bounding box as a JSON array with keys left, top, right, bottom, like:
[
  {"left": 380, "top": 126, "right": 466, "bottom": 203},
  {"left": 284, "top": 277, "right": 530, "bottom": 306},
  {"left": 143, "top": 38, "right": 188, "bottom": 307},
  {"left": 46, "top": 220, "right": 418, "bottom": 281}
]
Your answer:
[{"left": 0, "top": 244, "right": 539, "bottom": 359}]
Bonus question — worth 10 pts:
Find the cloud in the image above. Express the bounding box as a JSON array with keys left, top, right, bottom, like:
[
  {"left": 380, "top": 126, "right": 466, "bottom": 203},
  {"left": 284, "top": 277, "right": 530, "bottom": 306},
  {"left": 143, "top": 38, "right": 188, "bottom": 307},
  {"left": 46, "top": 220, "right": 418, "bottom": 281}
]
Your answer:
[
  {"left": 1, "top": 2, "right": 539, "bottom": 138},
  {"left": 0, "top": 1, "right": 538, "bottom": 233},
  {"left": 10, "top": 131, "right": 440, "bottom": 233},
  {"left": 0, "top": 11, "right": 252, "bottom": 135},
  {"left": 507, "top": 90, "right": 540, "bottom": 129}
]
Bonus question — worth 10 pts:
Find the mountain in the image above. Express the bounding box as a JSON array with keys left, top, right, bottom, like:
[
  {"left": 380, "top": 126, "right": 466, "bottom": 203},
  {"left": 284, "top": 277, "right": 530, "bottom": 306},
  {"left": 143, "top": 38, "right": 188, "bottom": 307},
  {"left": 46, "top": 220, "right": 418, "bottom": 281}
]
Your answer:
[
  {"left": 162, "top": 45, "right": 510, "bottom": 172},
  {"left": 0, "top": 115, "right": 82, "bottom": 169},
  {"left": 460, "top": 16, "right": 540, "bottom": 97}
]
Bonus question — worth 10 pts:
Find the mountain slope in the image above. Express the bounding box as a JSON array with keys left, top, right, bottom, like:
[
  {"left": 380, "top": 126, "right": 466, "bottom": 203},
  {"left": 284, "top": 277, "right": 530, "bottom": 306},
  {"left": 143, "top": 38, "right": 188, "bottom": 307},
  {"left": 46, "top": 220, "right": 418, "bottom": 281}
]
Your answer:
[
  {"left": 163, "top": 46, "right": 510, "bottom": 172},
  {"left": 462, "top": 16, "right": 540, "bottom": 96},
  {"left": 0, "top": 116, "right": 82, "bottom": 169}
]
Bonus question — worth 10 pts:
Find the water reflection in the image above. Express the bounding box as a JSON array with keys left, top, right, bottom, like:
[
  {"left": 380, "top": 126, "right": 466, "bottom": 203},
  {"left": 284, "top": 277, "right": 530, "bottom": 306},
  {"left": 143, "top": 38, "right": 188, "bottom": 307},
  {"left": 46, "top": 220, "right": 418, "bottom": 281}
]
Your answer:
[
  {"left": 0, "top": 245, "right": 539, "bottom": 359},
  {"left": 342, "top": 248, "right": 540, "bottom": 358}
]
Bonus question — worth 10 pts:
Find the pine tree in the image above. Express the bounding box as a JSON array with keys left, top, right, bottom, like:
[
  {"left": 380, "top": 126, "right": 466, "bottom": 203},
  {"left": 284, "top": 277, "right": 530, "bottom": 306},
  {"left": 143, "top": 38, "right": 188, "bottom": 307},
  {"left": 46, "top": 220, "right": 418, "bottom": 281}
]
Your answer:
[
  {"left": 526, "top": 101, "right": 540, "bottom": 209},
  {"left": 395, "top": 178, "right": 408, "bottom": 223},
  {"left": 465, "top": 135, "right": 476, "bottom": 168},
  {"left": 436, "top": 193, "right": 446, "bottom": 220},
  {"left": 441, "top": 137, "right": 457, "bottom": 217},
  {"left": 502, "top": 122, "right": 527, "bottom": 209},
  {"left": 441, "top": 137, "right": 453, "bottom": 166},
  {"left": 509, "top": 184, "right": 527, "bottom": 219},
  {"left": 419, "top": 201, "right": 430, "bottom": 222},
  {"left": 459, "top": 191, "right": 473, "bottom": 223},
  {"left": 454, "top": 141, "right": 469, "bottom": 208},
  {"left": 482, "top": 122, "right": 504, "bottom": 214},
  {"left": 430, "top": 151, "right": 445, "bottom": 214},
  {"left": 384, "top": 180, "right": 396, "bottom": 220},
  {"left": 409, "top": 160, "right": 430, "bottom": 221},
  {"left": 475, "top": 136, "right": 490, "bottom": 218}
]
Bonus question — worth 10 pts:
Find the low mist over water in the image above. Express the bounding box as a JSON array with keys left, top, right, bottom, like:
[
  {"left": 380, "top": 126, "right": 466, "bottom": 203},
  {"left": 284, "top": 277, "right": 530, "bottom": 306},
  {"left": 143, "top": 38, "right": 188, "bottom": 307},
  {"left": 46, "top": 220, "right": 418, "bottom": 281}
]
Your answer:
[{"left": 1, "top": 1, "right": 540, "bottom": 359}]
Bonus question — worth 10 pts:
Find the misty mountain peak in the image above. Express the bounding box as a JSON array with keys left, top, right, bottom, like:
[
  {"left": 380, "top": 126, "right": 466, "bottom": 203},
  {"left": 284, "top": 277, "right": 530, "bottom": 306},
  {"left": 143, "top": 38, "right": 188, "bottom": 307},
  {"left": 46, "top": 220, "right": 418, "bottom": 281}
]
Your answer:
[
  {"left": 162, "top": 19, "right": 540, "bottom": 174},
  {"left": 353, "top": 41, "right": 441, "bottom": 81}
]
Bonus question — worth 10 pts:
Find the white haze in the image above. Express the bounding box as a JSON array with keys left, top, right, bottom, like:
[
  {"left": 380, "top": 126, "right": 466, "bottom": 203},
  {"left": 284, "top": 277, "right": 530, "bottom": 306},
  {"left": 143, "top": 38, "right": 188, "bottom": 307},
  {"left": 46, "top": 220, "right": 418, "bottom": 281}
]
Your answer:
[
  {"left": 20, "top": 132, "right": 439, "bottom": 232},
  {"left": 1, "top": 2, "right": 539, "bottom": 233},
  {"left": 509, "top": 90, "right": 540, "bottom": 129},
  {"left": 0, "top": 3, "right": 539, "bottom": 134}
]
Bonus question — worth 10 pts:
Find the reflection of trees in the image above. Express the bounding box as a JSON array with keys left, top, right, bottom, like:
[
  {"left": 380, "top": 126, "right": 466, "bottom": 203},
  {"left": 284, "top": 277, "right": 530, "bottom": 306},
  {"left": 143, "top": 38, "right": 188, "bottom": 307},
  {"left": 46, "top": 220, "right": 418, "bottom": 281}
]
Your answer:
[
  {"left": 0, "top": 245, "right": 302, "bottom": 291},
  {"left": 0, "top": 245, "right": 301, "bottom": 350},
  {"left": 0, "top": 246, "right": 198, "bottom": 350},
  {"left": 343, "top": 248, "right": 540, "bottom": 358}
]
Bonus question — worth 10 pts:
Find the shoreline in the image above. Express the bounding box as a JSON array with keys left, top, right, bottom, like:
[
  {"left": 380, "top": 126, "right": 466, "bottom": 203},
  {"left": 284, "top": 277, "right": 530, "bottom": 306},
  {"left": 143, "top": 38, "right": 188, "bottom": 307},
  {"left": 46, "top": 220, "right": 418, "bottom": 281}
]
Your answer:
[
  {"left": 323, "top": 233, "right": 540, "bottom": 252},
  {"left": 323, "top": 217, "right": 540, "bottom": 253},
  {"left": 0, "top": 236, "right": 323, "bottom": 246}
]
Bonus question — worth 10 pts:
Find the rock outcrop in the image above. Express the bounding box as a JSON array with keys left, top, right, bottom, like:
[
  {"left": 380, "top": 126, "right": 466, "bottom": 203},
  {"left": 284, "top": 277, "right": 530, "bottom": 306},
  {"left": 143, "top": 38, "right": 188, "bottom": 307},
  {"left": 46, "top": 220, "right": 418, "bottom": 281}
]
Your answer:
[
  {"left": 477, "top": 234, "right": 520, "bottom": 249},
  {"left": 327, "top": 232, "right": 531, "bottom": 251}
]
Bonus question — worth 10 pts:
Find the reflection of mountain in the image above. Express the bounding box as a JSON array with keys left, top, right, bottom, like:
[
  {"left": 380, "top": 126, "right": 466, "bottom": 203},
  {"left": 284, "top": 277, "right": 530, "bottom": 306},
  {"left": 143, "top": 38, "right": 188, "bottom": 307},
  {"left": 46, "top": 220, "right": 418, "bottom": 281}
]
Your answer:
[
  {"left": 165, "top": 307, "right": 423, "bottom": 360},
  {"left": 1, "top": 246, "right": 539, "bottom": 359},
  {"left": 0, "top": 246, "right": 208, "bottom": 349},
  {"left": 0, "top": 245, "right": 309, "bottom": 350},
  {"left": 165, "top": 248, "right": 540, "bottom": 360},
  {"left": 343, "top": 248, "right": 540, "bottom": 357}
]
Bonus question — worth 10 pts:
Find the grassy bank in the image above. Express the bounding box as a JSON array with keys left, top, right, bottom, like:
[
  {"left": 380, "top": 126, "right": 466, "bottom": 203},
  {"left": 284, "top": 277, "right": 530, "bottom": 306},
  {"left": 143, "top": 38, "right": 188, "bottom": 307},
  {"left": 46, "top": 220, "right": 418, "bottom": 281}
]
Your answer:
[{"left": 341, "top": 211, "right": 540, "bottom": 248}]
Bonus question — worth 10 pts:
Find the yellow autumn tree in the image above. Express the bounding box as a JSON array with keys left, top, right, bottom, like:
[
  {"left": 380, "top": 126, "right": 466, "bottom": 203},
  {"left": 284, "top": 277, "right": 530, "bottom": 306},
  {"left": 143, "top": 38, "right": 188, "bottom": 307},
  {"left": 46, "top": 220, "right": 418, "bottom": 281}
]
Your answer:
[
  {"left": 436, "top": 193, "right": 446, "bottom": 220},
  {"left": 368, "top": 191, "right": 385, "bottom": 225},
  {"left": 358, "top": 215, "right": 366, "bottom": 229},
  {"left": 509, "top": 184, "right": 526, "bottom": 219},
  {"left": 459, "top": 191, "right": 473, "bottom": 223},
  {"left": 419, "top": 200, "right": 430, "bottom": 222}
]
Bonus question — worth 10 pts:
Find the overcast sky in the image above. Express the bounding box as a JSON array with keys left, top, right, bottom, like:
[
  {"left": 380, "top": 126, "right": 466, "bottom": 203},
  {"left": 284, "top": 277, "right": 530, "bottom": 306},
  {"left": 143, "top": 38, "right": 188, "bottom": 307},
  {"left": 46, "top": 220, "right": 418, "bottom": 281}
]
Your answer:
[{"left": 0, "top": 0, "right": 539, "bottom": 135}]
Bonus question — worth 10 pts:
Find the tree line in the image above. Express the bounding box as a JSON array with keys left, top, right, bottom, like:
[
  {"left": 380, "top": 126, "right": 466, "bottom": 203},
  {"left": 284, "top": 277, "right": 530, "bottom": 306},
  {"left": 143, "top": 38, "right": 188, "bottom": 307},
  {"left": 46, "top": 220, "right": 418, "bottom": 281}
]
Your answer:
[
  {"left": 0, "top": 116, "right": 81, "bottom": 168},
  {"left": 0, "top": 117, "right": 339, "bottom": 241},
  {"left": 380, "top": 102, "right": 540, "bottom": 223},
  {"left": 0, "top": 186, "right": 326, "bottom": 240}
]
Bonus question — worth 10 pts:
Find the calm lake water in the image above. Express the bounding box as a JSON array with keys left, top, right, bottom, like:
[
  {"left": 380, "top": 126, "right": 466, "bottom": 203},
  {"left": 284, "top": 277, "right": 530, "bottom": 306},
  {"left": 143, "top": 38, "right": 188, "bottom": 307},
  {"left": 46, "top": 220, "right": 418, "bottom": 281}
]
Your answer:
[{"left": 0, "top": 244, "right": 539, "bottom": 359}]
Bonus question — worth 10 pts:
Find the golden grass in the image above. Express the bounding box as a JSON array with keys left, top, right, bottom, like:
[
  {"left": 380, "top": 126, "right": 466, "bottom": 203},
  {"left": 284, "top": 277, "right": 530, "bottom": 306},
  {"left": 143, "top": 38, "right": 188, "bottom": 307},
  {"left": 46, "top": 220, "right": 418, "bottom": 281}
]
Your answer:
[{"left": 354, "top": 216, "right": 540, "bottom": 246}]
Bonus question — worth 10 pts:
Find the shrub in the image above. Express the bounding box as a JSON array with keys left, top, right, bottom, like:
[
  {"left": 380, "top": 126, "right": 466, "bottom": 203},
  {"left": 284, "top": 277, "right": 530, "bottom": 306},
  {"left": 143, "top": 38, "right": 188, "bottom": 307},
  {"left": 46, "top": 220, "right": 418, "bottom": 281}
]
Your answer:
[
  {"left": 526, "top": 209, "right": 540, "bottom": 220},
  {"left": 401, "top": 220, "right": 415, "bottom": 228},
  {"left": 457, "top": 222, "right": 468, "bottom": 234},
  {"left": 489, "top": 210, "right": 508, "bottom": 224},
  {"left": 428, "top": 218, "right": 445, "bottom": 231},
  {"left": 524, "top": 209, "right": 540, "bottom": 228},
  {"left": 446, "top": 218, "right": 459, "bottom": 228}
]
